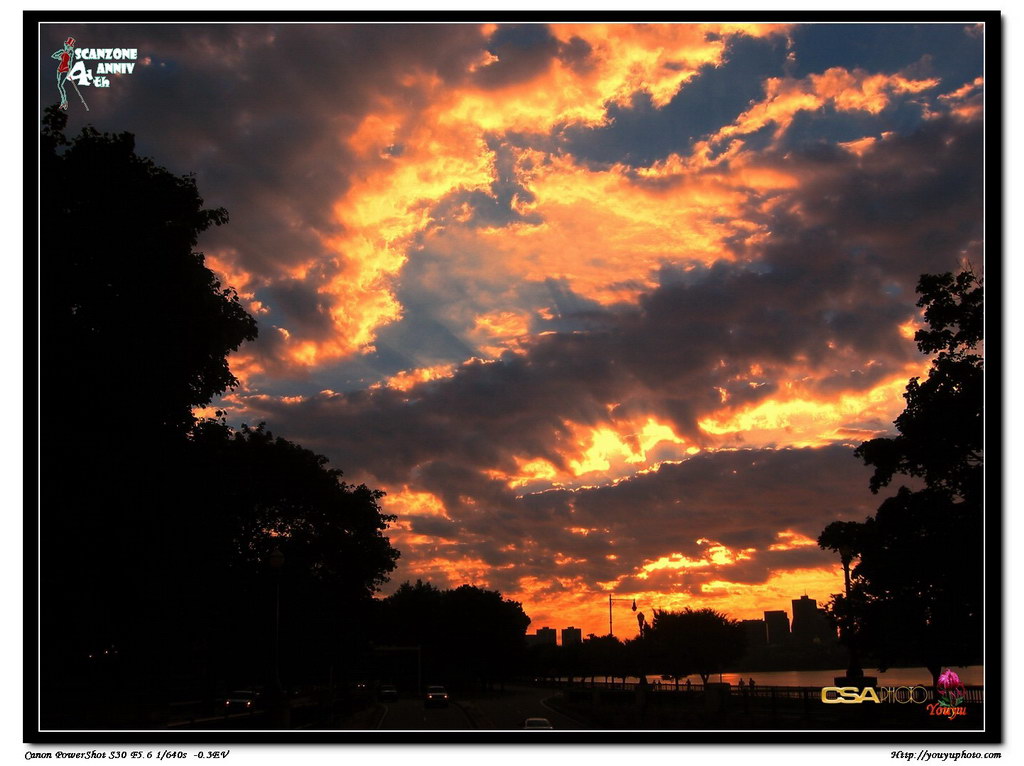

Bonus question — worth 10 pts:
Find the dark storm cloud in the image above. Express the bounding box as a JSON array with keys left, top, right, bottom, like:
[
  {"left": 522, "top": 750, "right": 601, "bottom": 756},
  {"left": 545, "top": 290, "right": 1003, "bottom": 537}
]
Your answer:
[
  {"left": 767, "top": 114, "right": 984, "bottom": 283},
  {"left": 234, "top": 238, "right": 918, "bottom": 482},
  {"left": 398, "top": 445, "right": 876, "bottom": 597},
  {"left": 474, "top": 24, "right": 560, "bottom": 89},
  {"left": 557, "top": 35, "right": 595, "bottom": 74},
  {"left": 260, "top": 276, "right": 337, "bottom": 338}
]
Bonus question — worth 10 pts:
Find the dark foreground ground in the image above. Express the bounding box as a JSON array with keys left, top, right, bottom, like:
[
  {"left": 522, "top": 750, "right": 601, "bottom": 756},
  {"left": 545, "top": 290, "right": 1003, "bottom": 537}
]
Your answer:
[{"left": 38, "top": 683, "right": 983, "bottom": 733}]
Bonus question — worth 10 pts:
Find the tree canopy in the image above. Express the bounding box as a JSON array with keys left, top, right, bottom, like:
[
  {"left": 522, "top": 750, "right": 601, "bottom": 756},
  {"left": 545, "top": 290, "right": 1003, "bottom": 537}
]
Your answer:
[
  {"left": 644, "top": 608, "right": 747, "bottom": 684},
  {"left": 819, "top": 269, "right": 984, "bottom": 686},
  {"left": 854, "top": 270, "right": 983, "bottom": 504},
  {"left": 42, "top": 106, "right": 258, "bottom": 437},
  {"left": 373, "top": 580, "right": 531, "bottom": 689},
  {"left": 39, "top": 108, "right": 400, "bottom": 723}
]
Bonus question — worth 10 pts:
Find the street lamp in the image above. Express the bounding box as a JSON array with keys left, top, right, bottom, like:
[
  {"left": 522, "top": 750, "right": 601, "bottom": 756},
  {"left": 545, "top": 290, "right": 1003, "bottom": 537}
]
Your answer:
[
  {"left": 607, "top": 594, "right": 636, "bottom": 637},
  {"left": 834, "top": 543, "right": 874, "bottom": 688},
  {"left": 267, "top": 547, "right": 291, "bottom": 728},
  {"left": 269, "top": 548, "right": 285, "bottom": 694}
]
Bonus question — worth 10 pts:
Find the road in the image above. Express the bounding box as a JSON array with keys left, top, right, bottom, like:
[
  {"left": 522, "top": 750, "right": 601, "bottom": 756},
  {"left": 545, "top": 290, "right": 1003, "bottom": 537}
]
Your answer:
[
  {"left": 376, "top": 697, "right": 474, "bottom": 730},
  {"left": 372, "top": 686, "right": 588, "bottom": 731},
  {"left": 460, "top": 688, "right": 589, "bottom": 729},
  {"left": 455, "top": 685, "right": 590, "bottom": 731}
]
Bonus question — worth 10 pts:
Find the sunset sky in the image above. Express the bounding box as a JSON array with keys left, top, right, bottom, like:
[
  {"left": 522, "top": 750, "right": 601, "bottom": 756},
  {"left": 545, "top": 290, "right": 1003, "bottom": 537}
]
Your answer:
[{"left": 40, "top": 19, "right": 986, "bottom": 639}]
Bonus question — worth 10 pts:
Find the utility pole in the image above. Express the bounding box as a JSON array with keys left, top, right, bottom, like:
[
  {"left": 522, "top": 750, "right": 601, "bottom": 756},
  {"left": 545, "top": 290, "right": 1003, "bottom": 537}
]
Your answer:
[{"left": 607, "top": 595, "right": 636, "bottom": 637}]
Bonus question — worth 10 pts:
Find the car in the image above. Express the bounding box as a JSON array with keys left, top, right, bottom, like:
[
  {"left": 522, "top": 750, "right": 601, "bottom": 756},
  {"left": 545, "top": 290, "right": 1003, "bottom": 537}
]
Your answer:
[
  {"left": 523, "top": 717, "right": 553, "bottom": 729},
  {"left": 424, "top": 685, "right": 449, "bottom": 708},
  {"left": 378, "top": 683, "right": 399, "bottom": 702},
  {"left": 222, "top": 690, "right": 260, "bottom": 713}
]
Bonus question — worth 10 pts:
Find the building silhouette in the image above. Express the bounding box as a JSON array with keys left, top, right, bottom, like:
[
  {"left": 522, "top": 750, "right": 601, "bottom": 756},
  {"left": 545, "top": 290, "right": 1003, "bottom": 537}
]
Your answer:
[
  {"left": 739, "top": 618, "right": 767, "bottom": 647},
  {"left": 791, "top": 595, "right": 836, "bottom": 644},
  {"left": 561, "top": 626, "right": 582, "bottom": 647},
  {"left": 790, "top": 595, "right": 817, "bottom": 642},
  {"left": 763, "top": 610, "right": 790, "bottom": 645},
  {"left": 525, "top": 627, "right": 557, "bottom": 647}
]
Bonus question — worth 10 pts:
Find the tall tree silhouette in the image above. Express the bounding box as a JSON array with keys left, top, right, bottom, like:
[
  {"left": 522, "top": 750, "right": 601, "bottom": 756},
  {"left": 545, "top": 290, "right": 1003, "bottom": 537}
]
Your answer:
[
  {"left": 180, "top": 421, "right": 400, "bottom": 691},
  {"left": 644, "top": 608, "right": 746, "bottom": 685},
  {"left": 41, "top": 106, "right": 259, "bottom": 721},
  {"left": 855, "top": 270, "right": 982, "bottom": 505},
  {"left": 579, "top": 634, "right": 628, "bottom": 682},
  {"left": 820, "top": 269, "right": 983, "bottom": 687},
  {"left": 376, "top": 581, "right": 530, "bottom": 689},
  {"left": 817, "top": 520, "right": 868, "bottom": 677},
  {"left": 42, "top": 106, "right": 257, "bottom": 438},
  {"left": 38, "top": 108, "right": 400, "bottom": 725}
]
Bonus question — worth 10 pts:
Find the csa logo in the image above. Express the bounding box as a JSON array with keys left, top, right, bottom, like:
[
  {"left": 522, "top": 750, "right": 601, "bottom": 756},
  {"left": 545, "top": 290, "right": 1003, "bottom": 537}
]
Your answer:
[
  {"left": 820, "top": 685, "right": 929, "bottom": 704},
  {"left": 821, "top": 670, "right": 971, "bottom": 720}
]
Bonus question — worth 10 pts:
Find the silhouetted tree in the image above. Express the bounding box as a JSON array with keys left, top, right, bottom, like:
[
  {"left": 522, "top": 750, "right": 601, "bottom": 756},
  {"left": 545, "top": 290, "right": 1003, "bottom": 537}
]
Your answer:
[
  {"left": 42, "top": 106, "right": 257, "bottom": 438},
  {"left": 187, "top": 421, "right": 399, "bottom": 597},
  {"left": 644, "top": 608, "right": 746, "bottom": 685},
  {"left": 41, "top": 106, "right": 258, "bottom": 720},
  {"left": 156, "top": 421, "right": 399, "bottom": 693},
  {"left": 855, "top": 270, "right": 982, "bottom": 505},
  {"left": 578, "top": 634, "right": 627, "bottom": 683},
  {"left": 376, "top": 581, "right": 530, "bottom": 690},
  {"left": 818, "top": 520, "right": 868, "bottom": 677},
  {"left": 820, "top": 269, "right": 983, "bottom": 688},
  {"left": 38, "top": 108, "right": 402, "bottom": 724}
]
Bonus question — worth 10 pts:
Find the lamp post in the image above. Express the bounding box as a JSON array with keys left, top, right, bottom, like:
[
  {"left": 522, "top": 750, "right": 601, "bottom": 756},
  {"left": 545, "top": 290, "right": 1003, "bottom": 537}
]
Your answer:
[
  {"left": 607, "top": 595, "right": 636, "bottom": 638},
  {"left": 834, "top": 543, "right": 874, "bottom": 688},
  {"left": 269, "top": 547, "right": 285, "bottom": 694},
  {"left": 267, "top": 547, "right": 292, "bottom": 728},
  {"left": 837, "top": 543, "right": 862, "bottom": 679}
]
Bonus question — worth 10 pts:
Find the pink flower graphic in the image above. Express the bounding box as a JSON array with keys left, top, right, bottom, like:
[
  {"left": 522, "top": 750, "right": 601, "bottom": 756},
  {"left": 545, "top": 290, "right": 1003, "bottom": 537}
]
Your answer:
[{"left": 937, "top": 668, "right": 966, "bottom": 707}]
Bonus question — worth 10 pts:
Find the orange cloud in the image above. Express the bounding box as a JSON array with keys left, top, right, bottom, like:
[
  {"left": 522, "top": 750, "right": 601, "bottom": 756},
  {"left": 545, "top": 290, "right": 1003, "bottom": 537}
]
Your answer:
[
  {"left": 490, "top": 416, "right": 690, "bottom": 491},
  {"left": 243, "top": 24, "right": 799, "bottom": 371},
  {"left": 697, "top": 362, "right": 928, "bottom": 448},
  {"left": 406, "top": 555, "right": 493, "bottom": 587},
  {"left": 372, "top": 364, "right": 458, "bottom": 392},
  {"left": 767, "top": 529, "right": 818, "bottom": 551},
  {"left": 470, "top": 310, "right": 533, "bottom": 358},
  {"left": 473, "top": 151, "right": 750, "bottom": 305},
  {"left": 938, "top": 76, "right": 984, "bottom": 122},
  {"left": 717, "top": 67, "right": 941, "bottom": 144},
  {"left": 548, "top": 23, "right": 793, "bottom": 112},
  {"left": 383, "top": 487, "right": 452, "bottom": 519}
]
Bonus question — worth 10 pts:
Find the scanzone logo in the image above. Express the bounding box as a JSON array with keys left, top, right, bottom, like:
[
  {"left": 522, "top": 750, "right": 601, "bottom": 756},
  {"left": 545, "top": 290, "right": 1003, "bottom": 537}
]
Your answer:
[{"left": 51, "top": 37, "right": 140, "bottom": 111}]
